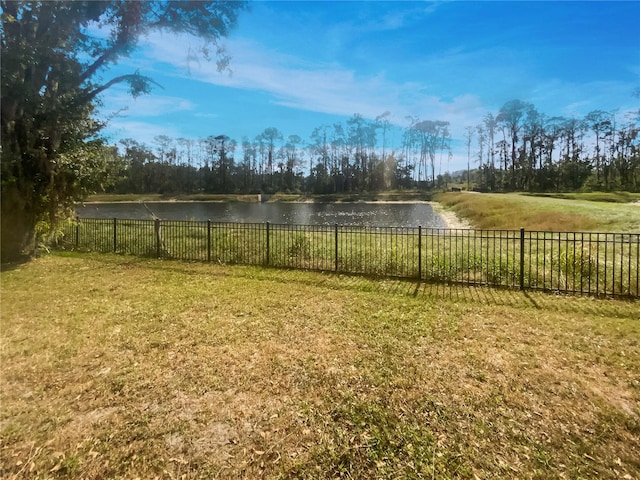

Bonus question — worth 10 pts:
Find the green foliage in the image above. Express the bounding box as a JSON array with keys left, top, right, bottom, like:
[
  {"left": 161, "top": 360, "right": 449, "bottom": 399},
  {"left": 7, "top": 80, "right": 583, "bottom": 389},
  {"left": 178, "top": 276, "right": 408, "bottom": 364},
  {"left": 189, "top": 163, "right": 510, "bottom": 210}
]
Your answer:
[
  {"left": 59, "top": 218, "right": 639, "bottom": 297},
  {"left": 213, "top": 230, "right": 242, "bottom": 263},
  {"left": 288, "top": 232, "right": 312, "bottom": 259},
  {"left": 89, "top": 94, "right": 638, "bottom": 200},
  {"left": 0, "top": 1, "right": 246, "bottom": 262}
]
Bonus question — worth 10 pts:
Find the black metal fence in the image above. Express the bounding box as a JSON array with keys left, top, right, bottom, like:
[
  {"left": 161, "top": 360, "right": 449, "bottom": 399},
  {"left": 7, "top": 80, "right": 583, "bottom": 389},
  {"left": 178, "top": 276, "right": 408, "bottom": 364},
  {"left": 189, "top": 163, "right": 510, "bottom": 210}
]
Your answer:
[{"left": 60, "top": 218, "right": 640, "bottom": 298}]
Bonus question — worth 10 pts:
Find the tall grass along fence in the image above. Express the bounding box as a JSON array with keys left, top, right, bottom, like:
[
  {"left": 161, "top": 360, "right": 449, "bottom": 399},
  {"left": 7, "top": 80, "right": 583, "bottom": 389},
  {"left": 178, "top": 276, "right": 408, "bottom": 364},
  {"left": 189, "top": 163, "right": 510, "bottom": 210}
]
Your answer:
[{"left": 60, "top": 218, "right": 640, "bottom": 298}]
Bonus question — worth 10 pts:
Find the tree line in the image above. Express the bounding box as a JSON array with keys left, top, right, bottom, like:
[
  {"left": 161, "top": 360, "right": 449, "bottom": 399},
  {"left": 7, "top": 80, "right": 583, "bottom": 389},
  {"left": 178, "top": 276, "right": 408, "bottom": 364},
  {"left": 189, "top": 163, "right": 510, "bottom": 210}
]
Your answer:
[
  {"left": 466, "top": 99, "right": 640, "bottom": 193},
  {"left": 108, "top": 113, "right": 445, "bottom": 195},
  {"left": 103, "top": 99, "right": 639, "bottom": 196}
]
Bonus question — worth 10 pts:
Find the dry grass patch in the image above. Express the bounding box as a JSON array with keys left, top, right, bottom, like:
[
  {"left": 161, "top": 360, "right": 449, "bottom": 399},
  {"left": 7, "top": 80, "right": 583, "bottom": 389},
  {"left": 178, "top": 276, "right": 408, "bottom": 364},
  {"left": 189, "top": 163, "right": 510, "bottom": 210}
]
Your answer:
[
  {"left": 1, "top": 253, "right": 639, "bottom": 479},
  {"left": 435, "top": 192, "right": 640, "bottom": 232},
  {"left": 526, "top": 192, "right": 640, "bottom": 204}
]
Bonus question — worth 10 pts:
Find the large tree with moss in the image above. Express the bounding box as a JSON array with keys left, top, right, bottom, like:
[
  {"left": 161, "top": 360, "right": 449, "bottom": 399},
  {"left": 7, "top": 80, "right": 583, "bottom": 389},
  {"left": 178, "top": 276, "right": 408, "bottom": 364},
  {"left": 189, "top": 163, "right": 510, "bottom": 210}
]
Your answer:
[{"left": 1, "top": 1, "right": 246, "bottom": 261}]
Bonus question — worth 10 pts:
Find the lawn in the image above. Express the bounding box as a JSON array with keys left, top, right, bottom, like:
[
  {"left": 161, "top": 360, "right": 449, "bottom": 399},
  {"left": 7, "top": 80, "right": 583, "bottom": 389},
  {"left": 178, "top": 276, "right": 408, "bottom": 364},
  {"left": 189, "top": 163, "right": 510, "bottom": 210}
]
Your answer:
[
  {"left": 435, "top": 191, "right": 640, "bottom": 232},
  {"left": 1, "top": 253, "right": 638, "bottom": 479}
]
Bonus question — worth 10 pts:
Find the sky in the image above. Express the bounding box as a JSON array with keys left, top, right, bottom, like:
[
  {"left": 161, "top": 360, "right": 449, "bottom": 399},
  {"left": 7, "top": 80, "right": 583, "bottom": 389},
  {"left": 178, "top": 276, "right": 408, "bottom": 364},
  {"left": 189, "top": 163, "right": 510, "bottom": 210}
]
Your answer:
[{"left": 98, "top": 1, "right": 640, "bottom": 172}]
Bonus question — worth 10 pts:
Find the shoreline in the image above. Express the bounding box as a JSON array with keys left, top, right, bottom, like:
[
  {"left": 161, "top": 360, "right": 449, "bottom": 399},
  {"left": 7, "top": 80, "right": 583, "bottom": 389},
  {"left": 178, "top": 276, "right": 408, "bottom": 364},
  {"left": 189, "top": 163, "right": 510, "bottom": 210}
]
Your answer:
[
  {"left": 428, "top": 201, "right": 472, "bottom": 229},
  {"left": 80, "top": 198, "right": 472, "bottom": 229}
]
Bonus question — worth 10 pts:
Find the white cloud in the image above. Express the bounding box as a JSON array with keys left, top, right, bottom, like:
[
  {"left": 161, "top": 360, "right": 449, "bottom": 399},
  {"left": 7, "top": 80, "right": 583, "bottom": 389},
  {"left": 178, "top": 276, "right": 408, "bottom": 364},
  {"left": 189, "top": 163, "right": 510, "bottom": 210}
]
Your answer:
[
  {"left": 98, "top": 23, "right": 638, "bottom": 173},
  {"left": 97, "top": 32, "right": 507, "bottom": 171},
  {"left": 138, "top": 33, "right": 489, "bottom": 130},
  {"left": 528, "top": 78, "right": 638, "bottom": 119},
  {"left": 102, "top": 87, "right": 196, "bottom": 117}
]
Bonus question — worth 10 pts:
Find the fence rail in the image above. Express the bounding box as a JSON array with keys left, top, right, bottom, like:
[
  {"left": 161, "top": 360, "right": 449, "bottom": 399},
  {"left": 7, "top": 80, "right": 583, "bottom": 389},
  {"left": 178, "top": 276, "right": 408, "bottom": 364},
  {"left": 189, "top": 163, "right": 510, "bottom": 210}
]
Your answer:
[{"left": 60, "top": 218, "right": 640, "bottom": 298}]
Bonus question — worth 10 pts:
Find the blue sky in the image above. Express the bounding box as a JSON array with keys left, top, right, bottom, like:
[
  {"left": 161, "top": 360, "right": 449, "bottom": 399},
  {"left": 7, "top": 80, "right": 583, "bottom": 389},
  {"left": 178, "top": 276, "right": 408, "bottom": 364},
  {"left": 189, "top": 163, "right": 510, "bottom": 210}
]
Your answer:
[{"left": 99, "top": 1, "right": 640, "bottom": 172}]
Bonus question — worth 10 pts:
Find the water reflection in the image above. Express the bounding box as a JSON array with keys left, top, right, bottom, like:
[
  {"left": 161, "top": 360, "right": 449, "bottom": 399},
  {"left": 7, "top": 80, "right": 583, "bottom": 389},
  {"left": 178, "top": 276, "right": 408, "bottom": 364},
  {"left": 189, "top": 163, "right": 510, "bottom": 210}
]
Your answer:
[{"left": 76, "top": 202, "right": 446, "bottom": 228}]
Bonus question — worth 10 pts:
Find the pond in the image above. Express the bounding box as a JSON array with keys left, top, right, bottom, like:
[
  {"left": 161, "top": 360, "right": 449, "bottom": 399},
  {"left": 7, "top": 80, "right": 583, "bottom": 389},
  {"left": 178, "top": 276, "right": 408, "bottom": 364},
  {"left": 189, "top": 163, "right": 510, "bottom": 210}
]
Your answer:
[{"left": 76, "top": 202, "right": 447, "bottom": 228}]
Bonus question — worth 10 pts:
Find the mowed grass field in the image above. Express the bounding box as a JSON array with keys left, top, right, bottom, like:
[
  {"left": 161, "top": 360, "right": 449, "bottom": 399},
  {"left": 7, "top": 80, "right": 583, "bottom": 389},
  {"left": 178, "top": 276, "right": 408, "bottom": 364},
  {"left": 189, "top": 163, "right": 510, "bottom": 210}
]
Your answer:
[
  {"left": 1, "top": 253, "right": 639, "bottom": 479},
  {"left": 435, "top": 191, "right": 640, "bottom": 232}
]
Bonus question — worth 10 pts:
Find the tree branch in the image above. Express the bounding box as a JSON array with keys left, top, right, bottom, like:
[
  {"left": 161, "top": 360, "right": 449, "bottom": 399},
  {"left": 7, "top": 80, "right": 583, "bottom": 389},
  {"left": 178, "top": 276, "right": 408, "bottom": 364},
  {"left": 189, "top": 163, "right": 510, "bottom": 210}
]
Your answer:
[
  {"left": 79, "top": 42, "right": 129, "bottom": 85},
  {"left": 79, "top": 2, "right": 143, "bottom": 85},
  {"left": 82, "top": 74, "right": 163, "bottom": 104}
]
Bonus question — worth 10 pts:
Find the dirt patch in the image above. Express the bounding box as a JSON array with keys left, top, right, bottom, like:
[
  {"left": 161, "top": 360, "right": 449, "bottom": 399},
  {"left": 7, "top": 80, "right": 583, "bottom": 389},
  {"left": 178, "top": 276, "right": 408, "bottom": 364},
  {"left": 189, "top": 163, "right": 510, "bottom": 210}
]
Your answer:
[{"left": 429, "top": 201, "right": 472, "bottom": 229}]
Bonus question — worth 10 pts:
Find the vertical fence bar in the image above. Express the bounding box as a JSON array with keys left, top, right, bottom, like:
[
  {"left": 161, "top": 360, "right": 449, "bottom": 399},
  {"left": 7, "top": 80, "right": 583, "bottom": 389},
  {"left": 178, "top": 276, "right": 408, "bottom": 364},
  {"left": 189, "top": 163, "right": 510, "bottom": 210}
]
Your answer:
[
  {"left": 467, "top": 230, "right": 471, "bottom": 284},
  {"left": 113, "top": 218, "right": 117, "bottom": 253},
  {"left": 207, "top": 220, "right": 211, "bottom": 263},
  {"left": 334, "top": 224, "right": 339, "bottom": 272},
  {"left": 155, "top": 218, "right": 161, "bottom": 258},
  {"left": 509, "top": 230, "right": 514, "bottom": 287},
  {"left": 564, "top": 233, "right": 569, "bottom": 292},
  {"left": 557, "top": 234, "right": 562, "bottom": 291},
  {"left": 497, "top": 230, "right": 502, "bottom": 287},
  {"left": 448, "top": 229, "right": 452, "bottom": 284},
  {"left": 266, "top": 221, "right": 270, "bottom": 266},
  {"left": 629, "top": 234, "right": 634, "bottom": 297},
  {"left": 532, "top": 231, "right": 537, "bottom": 289},
  {"left": 472, "top": 230, "right": 476, "bottom": 285},
  {"left": 479, "top": 229, "right": 484, "bottom": 284},
  {"left": 549, "top": 232, "right": 553, "bottom": 290},
  {"left": 596, "top": 233, "right": 601, "bottom": 296},
  {"left": 571, "top": 232, "right": 577, "bottom": 293},
  {"left": 636, "top": 235, "right": 639, "bottom": 297},
  {"left": 519, "top": 227, "right": 525, "bottom": 290},
  {"left": 425, "top": 228, "right": 436, "bottom": 278},
  {"left": 75, "top": 223, "right": 80, "bottom": 249},
  {"left": 418, "top": 226, "right": 422, "bottom": 280},
  {"left": 527, "top": 230, "right": 532, "bottom": 288},
  {"left": 580, "top": 232, "right": 584, "bottom": 295},
  {"left": 604, "top": 235, "right": 608, "bottom": 295},
  {"left": 587, "top": 233, "right": 592, "bottom": 295},
  {"left": 631, "top": 235, "right": 635, "bottom": 297},
  {"left": 612, "top": 233, "right": 616, "bottom": 296},
  {"left": 490, "top": 230, "right": 495, "bottom": 285}
]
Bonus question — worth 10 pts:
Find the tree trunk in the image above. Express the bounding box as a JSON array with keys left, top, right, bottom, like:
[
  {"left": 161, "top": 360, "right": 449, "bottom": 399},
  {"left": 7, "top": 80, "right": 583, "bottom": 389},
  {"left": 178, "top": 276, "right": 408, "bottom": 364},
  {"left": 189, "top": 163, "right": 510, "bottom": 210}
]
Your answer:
[{"left": 1, "top": 183, "right": 38, "bottom": 262}]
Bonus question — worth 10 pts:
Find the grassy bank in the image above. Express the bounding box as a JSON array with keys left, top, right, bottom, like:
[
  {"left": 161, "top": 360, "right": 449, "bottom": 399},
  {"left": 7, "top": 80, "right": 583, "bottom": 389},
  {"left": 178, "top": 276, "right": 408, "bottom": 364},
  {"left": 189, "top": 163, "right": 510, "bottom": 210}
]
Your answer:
[
  {"left": 268, "top": 191, "right": 434, "bottom": 203},
  {"left": 525, "top": 191, "right": 640, "bottom": 203},
  {"left": 85, "top": 192, "right": 434, "bottom": 204},
  {"left": 435, "top": 191, "right": 640, "bottom": 232},
  {"left": 2, "top": 253, "right": 639, "bottom": 479},
  {"left": 85, "top": 193, "right": 261, "bottom": 203}
]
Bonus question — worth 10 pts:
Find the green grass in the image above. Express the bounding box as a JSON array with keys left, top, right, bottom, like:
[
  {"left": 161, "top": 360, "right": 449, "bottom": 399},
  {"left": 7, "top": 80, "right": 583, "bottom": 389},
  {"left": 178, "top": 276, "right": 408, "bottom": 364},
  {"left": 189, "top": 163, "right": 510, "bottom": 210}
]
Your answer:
[
  {"left": 59, "top": 219, "right": 640, "bottom": 297},
  {"left": 1, "top": 253, "right": 639, "bottom": 479},
  {"left": 435, "top": 191, "right": 640, "bottom": 232},
  {"left": 525, "top": 191, "right": 640, "bottom": 203}
]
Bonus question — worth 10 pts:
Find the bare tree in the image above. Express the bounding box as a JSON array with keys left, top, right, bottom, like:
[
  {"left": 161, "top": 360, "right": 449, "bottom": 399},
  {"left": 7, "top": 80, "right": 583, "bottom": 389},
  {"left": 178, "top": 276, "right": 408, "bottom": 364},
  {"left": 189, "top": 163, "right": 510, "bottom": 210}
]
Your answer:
[{"left": 464, "top": 126, "right": 475, "bottom": 191}]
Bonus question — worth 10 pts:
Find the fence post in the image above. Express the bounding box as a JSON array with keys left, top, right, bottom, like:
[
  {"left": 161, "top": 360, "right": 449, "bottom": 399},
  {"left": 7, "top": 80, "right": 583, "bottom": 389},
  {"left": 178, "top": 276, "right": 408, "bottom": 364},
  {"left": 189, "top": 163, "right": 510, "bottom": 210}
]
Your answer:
[
  {"left": 207, "top": 220, "right": 211, "bottom": 263},
  {"left": 418, "top": 226, "right": 422, "bottom": 280},
  {"left": 155, "top": 218, "right": 161, "bottom": 258},
  {"left": 75, "top": 223, "right": 79, "bottom": 249},
  {"left": 335, "top": 224, "right": 339, "bottom": 272},
  {"left": 519, "top": 227, "right": 525, "bottom": 290},
  {"left": 113, "top": 218, "right": 117, "bottom": 253},
  {"left": 266, "top": 222, "right": 270, "bottom": 266}
]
